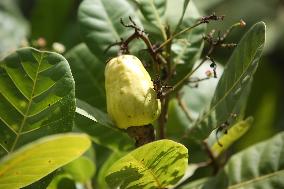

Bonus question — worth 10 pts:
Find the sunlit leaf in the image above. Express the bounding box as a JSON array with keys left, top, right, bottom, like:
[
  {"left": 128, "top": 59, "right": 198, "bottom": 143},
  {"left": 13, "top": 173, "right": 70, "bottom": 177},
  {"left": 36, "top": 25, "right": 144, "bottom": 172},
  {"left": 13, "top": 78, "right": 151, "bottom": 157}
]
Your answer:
[
  {"left": 0, "top": 133, "right": 91, "bottom": 189},
  {"left": 105, "top": 139, "right": 188, "bottom": 189},
  {"left": 209, "top": 117, "right": 253, "bottom": 157}
]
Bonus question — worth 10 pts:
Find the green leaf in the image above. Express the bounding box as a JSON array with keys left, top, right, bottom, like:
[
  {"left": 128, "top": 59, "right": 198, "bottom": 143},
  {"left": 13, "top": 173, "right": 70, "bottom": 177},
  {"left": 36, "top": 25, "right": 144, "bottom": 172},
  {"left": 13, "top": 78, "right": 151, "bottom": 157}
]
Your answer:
[
  {"left": 78, "top": 0, "right": 142, "bottom": 61},
  {"left": 0, "top": 5, "right": 29, "bottom": 59},
  {"left": 63, "top": 156, "right": 95, "bottom": 183},
  {"left": 168, "top": 1, "right": 206, "bottom": 85},
  {"left": 133, "top": 0, "right": 167, "bottom": 39},
  {"left": 209, "top": 117, "right": 253, "bottom": 157},
  {"left": 105, "top": 139, "right": 188, "bottom": 189},
  {"left": 65, "top": 44, "right": 106, "bottom": 110},
  {"left": 0, "top": 47, "right": 75, "bottom": 157},
  {"left": 75, "top": 99, "right": 134, "bottom": 152},
  {"left": 189, "top": 132, "right": 284, "bottom": 189},
  {"left": 0, "top": 133, "right": 91, "bottom": 189},
  {"left": 188, "top": 22, "right": 266, "bottom": 140}
]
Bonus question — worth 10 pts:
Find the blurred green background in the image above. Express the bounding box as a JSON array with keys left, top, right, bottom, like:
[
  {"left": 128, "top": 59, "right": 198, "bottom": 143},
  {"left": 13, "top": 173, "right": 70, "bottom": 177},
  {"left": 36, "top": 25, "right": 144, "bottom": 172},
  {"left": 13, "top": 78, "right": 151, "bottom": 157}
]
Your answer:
[{"left": 1, "top": 0, "right": 283, "bottom": 152}]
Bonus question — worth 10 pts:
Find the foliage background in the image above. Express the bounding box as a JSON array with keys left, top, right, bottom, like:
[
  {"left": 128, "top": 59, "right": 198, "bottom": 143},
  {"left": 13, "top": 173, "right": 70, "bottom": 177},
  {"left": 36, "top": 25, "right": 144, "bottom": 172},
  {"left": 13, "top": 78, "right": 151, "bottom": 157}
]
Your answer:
[
  {"left": 1, "top": 0, "right": 283, "bottom": 188},
  {"left": 14, "top": 0, "right": 283, "bottom": 150}
]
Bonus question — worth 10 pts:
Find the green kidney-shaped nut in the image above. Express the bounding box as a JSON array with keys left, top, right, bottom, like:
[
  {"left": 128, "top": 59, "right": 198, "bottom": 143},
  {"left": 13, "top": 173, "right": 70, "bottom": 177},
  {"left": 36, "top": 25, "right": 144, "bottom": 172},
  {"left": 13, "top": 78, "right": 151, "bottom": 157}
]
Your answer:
[{"left": 105, "top": 55, "right": 161, "bottom": 129}]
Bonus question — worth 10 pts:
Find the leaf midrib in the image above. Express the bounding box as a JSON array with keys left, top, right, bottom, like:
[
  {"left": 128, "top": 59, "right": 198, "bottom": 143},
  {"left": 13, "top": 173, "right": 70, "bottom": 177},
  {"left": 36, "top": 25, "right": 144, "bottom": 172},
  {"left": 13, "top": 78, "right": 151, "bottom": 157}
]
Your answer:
[
  {"left": 228, "top": 169, "right": 284, "bottom": 189},
  {"left": 9, "top": 53, "right": 43, "bottom": 152},
  {"left": 130, "top": 154, "right": 163, "bottom": 188}
]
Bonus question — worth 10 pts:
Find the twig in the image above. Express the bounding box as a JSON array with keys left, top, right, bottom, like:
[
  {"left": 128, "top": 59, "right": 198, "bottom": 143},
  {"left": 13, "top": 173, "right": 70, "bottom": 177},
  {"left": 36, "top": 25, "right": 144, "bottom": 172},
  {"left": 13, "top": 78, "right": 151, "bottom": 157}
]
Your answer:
[
  {"left": 188, "top": 76, "right": 211, "bottom": 83},
  {"left": 164, "top": 19, "right": 244, "bottom": 96},
  {"left": 176, "top": 92, "right": 193, "bottom": 121},
  {"left": 164, "top": 56, "right": 209, "bottom": 96},
  {"left": 155, "top": 13, "right": 225, "bottom": 52},
  {"left": 106, "top": 17, "right": 165, "bottom": 75}
]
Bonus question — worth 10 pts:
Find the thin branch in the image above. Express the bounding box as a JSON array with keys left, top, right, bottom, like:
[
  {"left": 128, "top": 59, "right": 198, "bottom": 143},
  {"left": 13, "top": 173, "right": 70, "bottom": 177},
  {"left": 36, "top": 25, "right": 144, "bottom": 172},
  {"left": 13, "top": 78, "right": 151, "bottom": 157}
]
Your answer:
[
  {"left": 164, "top": 56, "right": 209, "bottom": 96},
  {"left": 176, "top": 92, "right": 194, "bottom": 121},
  {"left": 156, "top": 13, "right": 225, "bottom": 52},
  {"left": 164, "top": 19, "right": 243, "bottom": 96}
]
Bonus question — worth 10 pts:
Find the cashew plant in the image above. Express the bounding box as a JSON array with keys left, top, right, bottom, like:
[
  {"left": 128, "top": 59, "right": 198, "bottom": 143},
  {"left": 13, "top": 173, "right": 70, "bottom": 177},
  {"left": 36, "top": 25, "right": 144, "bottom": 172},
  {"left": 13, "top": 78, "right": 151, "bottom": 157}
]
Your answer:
[{"left": 0, "top": 0, "right": 283, "bottom": 189}]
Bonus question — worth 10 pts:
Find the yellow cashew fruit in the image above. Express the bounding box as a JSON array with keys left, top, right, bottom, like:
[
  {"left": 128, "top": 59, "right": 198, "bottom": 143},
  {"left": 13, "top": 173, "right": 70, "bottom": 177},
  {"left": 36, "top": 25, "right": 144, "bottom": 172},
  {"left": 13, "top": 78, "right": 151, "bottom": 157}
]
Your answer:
[{"left": 105, "top": 55, "right": 161, "bottom": 129}]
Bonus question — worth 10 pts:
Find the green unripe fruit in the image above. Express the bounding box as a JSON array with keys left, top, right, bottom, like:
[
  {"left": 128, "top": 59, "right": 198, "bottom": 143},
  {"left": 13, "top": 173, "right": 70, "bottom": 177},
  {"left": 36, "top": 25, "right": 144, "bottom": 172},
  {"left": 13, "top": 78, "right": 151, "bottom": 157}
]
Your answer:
[{"left": 105, "top": 55, "right": 161, "bottom": 129}]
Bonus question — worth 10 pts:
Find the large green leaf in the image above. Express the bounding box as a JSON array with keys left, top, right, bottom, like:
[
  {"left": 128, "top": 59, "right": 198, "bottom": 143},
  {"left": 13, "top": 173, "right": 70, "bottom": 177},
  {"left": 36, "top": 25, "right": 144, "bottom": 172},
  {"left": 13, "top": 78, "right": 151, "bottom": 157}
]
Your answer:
[
  {"left": 188, "top": 22, "right": 266, "bottom": 140},
  {"left": 0, "top": 48, "right": 75, "bottom": 157},
  {"left": 65, "top": 43, "right": 106, "bottom": 110},
  {"left": 75, "top": 99, "right": 134, "bottom": 152},
  {"left": 78, "top": 0, "right": 142, "bottom": 61},
  {"left": 105, "top": 139, "right": 188, "bottom": 189},
  {"left": 0, "top": 3, "right": 29, "bottom": 59},
  {"left": 0, "top": 133, "right": 91, "bottom": 189},
  {"left": 182, "top": 132, "right": 284, "bottom": 189}
]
